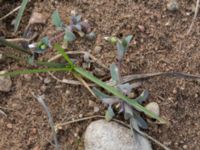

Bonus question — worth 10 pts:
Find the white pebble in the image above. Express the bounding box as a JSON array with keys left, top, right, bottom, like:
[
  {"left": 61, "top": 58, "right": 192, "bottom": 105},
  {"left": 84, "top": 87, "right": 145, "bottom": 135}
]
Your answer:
[{"left": 145, "top": 102, "right": 160, "bottom": 116}]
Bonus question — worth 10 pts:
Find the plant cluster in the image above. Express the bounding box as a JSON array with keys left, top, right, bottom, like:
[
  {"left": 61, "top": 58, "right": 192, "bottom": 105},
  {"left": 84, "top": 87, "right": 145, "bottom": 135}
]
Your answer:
[
  {"left": 35, "top": 10, "right": 94, "bottom": 53},
  {"left": 0, "top": 10, "right": 166, "bottom": 131},
  {"left": 94, "top": 36, "right": 149, "bottom": 129}
]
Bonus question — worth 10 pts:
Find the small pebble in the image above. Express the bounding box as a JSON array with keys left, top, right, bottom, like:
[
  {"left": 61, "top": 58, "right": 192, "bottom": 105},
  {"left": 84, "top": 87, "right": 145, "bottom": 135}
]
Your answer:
[
  {"left": 32, "top": 146, "right": 40, "bottom": 150},
  {"left": 94, "top": 106, "right": 100, "bottom": 113},
  {"left": 145, "top": 102, "right": 160, "bottom": 116},
  {"left": 89, "top": 100, "right": 95, "bottom": 107},
  {"left": 183, "top": 145, "right": 188, "bottom": 149},
  {"left": 167, "top": 0, "right": 179, "bottom": 11},
  {"left": 44, "top": 78, "right": 51, "bottom": 84},
  {"left": 79, "top": 114, "right": 83, "bottom": 118},
  {"left": 23, "top": 74, "right": 32, "bottom": 81},
  {"left": 7, "top": 123, "right": 13, "bottom": 129},
  {"left": 31, "top": 128, "right": 37, "bottom": 135},
  {"left": 40, "top": 85, "right": 47, "bottom": 92},
  {"left": 29, "top": 12, "right": 47, "bottom": 25},
  {"left": 138, "top": 25, "right": 145, "bottom": 32},
  {"left": 86, "top": 32, "right": 96, "bottom": 40},
  {"left": 0, "top": 70, "right": 12, "bottom": 92},
  {"left": 94, "top": 46, "right": 102, "bottom": 54}
]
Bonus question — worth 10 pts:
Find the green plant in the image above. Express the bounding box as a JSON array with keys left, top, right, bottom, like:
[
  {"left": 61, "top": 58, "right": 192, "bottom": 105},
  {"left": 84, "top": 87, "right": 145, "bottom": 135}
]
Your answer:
[
  {"left": 14, "top": 0, "right": 29, "bottom": 32},
  {"left": 34, "top": 10, "right": 94, "bottom": 52},
  {"left": 94, "top": 35, "right": 150, "bottom": 129},
  {"left": 0, "top": 37, "right": 166, "bottom": 124}
]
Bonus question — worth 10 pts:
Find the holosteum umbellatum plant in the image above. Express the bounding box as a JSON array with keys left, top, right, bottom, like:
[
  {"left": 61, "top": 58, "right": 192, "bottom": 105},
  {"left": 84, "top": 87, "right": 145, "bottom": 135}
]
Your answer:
[
  {"left": 93, "top": 36, "right": 150, "bottom": 130},
  {"left": 31, "top": 10, "right": 94, "bottom": 54},
  {"left": 0, "top": 10, "right": 166, "bottom": 129}
]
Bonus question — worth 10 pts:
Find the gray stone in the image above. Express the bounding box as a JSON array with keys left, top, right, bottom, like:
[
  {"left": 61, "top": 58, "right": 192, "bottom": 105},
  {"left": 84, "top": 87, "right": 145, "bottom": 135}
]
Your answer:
[
  {"left": 0, "top": 53, "right": 5, "bottom": 63},
  {"left": 167, "top": 0, "right": 179, "bottom": 11},
  {"left": 94, "top": 46, "right": 102, "bottom": 54},
  {"left": 0, "top": 71, "right": 12, "bottom": 92},
  {"left": 84, "top": 119, "right": 152, "bottom": 150}
]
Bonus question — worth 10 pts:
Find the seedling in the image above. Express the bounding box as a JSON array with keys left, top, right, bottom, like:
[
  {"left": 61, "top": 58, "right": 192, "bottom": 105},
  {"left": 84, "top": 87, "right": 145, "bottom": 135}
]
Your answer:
[
  {"left": 28, "top": 10, "right": 94, "bottom": 63},
  {"left": 94, "top": 35, "right": 149, "bottom": 129}
]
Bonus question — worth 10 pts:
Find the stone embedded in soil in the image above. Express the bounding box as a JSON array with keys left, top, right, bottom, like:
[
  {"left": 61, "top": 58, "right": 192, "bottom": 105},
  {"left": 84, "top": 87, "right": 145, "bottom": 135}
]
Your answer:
[
  {"left": 94, "top": 45, "right": 102, "bottom": 54},
  {"left": 0, "top": 53, "right": 5, "bottom": 62},
  {"left": 167, "top": 0, "right": 179, "bottom": 11},
  {"left": 84, "top": 120, "right": 152, "bottom": 150},
  {"left": 0, "top": 71, "right": 12, "bottom": 92}
]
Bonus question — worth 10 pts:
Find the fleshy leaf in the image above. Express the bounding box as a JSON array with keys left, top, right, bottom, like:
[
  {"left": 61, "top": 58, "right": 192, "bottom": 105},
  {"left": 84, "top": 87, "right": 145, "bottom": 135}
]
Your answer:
[
  {"left": 133, "top": 110, "right": 148, "bottom": 129},
  {"left": 92, "top": 88, "right": 120, "bottom": 105},
  {"left": 41, "top": 36, "right": 49, "bottom": 46},
  {"left": 110, "top": 64, "right": 120, "bottom": 84},
  {"left": 117, "top": 41, "right": 126, "bottom": 60},
  {"left": 75, "top": 15, "right": 81, "bottom": 22},
  {"left": 130, "top": 117, "right": 140, "bottom": 132},
  {"left": 27, "top": 55, "right": 34, "bottom": 65},
  {"left": 102, "top": 97, "right": 120, "bottom": 105},
  {"left": 64, "top": 31, "right": 76, "bottom": 42},
  {"left": 135, "top": 90, "right": 149, "bottom": 104},
  {"left": 124, "top": 103, "right": 133, "bottom": 120},
  {"left": 92, "top": 87, "right": 110, "bottom": 99},
  {"left": 105, "top": 106, "right": 115, "bottom": 121},
  {"left": 74, "top": 24, "right": 82, "bottom": 31},
  {"left": 52, "top": 10, "right": 63, "bottom": 28},
  {"left": 125, "top": 35, "right": 133, "bottom": 45},
  {"left": 118, "top": 83, "right": 132, "bottom": 95}
]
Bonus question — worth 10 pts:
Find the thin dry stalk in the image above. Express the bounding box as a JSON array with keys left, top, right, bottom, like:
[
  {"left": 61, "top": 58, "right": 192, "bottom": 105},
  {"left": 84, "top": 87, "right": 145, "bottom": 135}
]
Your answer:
[
  {"left": 73, "top": 73, "right": 96, "bottom": 97},
  {"left": 32, "top": 93, "right": 59, "bottom": 150},
  {"left": 187, "top": 0, "right": 200, "bottom": 35},
  {"left": 48, "top": 51, "right": 108, "bottom": 70},
  {"left": 0, "top": 6, "right": 21, "bottom": 21},
  {"left": 0, "top": 109, "right": 7, "bottom": 117}
]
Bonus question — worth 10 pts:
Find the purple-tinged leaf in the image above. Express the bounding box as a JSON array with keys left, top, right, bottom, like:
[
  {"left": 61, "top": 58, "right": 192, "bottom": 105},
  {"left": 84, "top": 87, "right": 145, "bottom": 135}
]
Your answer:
[
  {"left": 118, "top": 83, "right": 132, "bottom": 95},
  {"left": 133, "top": 110, "right": 148, "bottom": 129},
  {"left": 102, "top": 97, "right": 120, "bottom": 105},
  {"left": 130, "top": 117, "right": 140, "bottom": 132},
  {"left": 105, "top": 106, "right": 115, "bottom": 121},
  {"left": 80, "top": 21, "right": 91, "bottom": 33},
  {"left": 74, "top": 24, "right": 82, "bottom": 31},
  {"left": 124, "top": 103, "right": 133, "bottom": 120},
  {"left": 135, "top": 90, "right": 149, "bottom": 104}
]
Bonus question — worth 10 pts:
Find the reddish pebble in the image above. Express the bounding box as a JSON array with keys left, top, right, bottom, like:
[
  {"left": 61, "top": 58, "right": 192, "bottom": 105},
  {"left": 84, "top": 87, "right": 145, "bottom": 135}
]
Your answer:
[
  {"left": 138, "top": 25, "right": 145, "bottom": 32},
  {"left": 7, "top": 123, "right": 12, "bottom": 129}
]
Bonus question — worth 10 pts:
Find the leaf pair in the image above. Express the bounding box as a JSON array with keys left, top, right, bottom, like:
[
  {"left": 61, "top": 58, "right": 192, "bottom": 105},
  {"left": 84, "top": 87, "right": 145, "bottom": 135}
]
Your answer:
[{"left": 117, "top": 35, "right": 133, "bottom": 60}]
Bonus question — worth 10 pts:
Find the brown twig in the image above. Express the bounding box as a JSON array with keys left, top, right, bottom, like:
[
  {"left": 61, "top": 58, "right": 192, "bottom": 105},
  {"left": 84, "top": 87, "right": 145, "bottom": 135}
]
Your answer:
[
  {"left": 187, "top": 0, "right": 200, "bottom": 35},
  {"left": 121, "top": 72, "right": 200, "bottom": 83},
  {"left": 0, "top": 109, "right": 7, "bottom": 117},
  {"left": 73, "top": 73, "right": 96, "bottom": 97},
  {"left": 5, "top": 32, "right": 38, "bottom": 43},
  {"left": 0, "top": 6, "right": 21, "bottom": 21}
]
